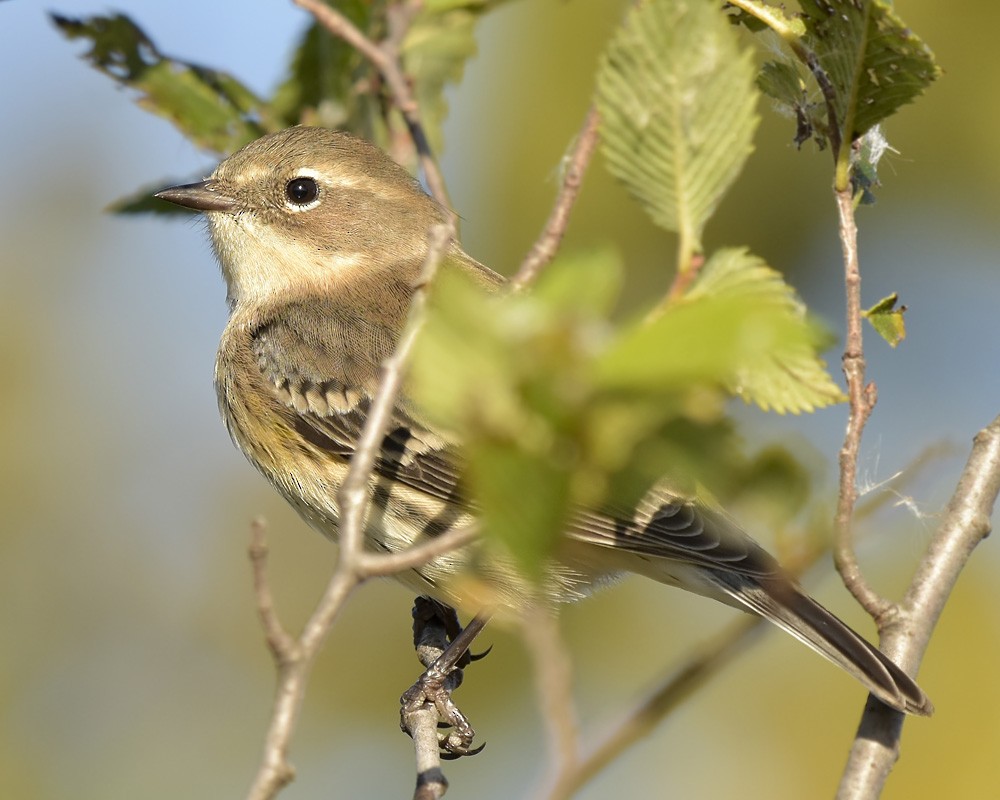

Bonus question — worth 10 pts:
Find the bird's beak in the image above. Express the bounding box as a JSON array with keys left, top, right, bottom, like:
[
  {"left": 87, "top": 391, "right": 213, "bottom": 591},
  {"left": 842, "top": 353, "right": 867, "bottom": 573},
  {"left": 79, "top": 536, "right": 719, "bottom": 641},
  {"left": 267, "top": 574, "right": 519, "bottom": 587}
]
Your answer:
[{"left": 154, "top": 180, "right": 238, "bottom": 212}]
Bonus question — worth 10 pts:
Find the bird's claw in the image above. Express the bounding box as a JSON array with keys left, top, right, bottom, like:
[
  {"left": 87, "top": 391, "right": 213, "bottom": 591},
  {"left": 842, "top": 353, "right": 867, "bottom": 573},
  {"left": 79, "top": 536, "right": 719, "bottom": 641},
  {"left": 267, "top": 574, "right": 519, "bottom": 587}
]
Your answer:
[
  {"left": 401, "top": 597, "right": 491, "bottom": 757},
  {"left": 400, "top": 666, "right": 483, "bottom": 757}
]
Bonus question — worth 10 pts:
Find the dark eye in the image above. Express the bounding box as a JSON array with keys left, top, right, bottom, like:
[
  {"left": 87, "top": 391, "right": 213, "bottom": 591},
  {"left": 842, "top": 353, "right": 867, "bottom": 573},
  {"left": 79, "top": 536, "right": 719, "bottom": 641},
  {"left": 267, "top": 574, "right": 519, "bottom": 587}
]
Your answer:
[{"left": 285, "top": 176, "right": 319, "bottom": 206}]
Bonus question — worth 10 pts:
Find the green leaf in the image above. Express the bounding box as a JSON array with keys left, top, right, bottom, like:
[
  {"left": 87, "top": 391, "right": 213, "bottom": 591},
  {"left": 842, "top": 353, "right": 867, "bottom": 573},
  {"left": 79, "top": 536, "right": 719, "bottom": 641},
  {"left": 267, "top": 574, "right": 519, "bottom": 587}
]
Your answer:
[
  {"left": 270, "top": 5, "right": 375, "bottom": 131},
  {"left": 51, "top": 13, "right": 266, "bottom": 154},
  {"left": 530, "top": 249, "right": 623, "bottom": 318},
  {"left": 411, "top": 251, "right": 816, "bottom": 573},
  {"left": 403, "top": 1, "right": 507, "bottom": 154},
  {"left": 469, "top": 440, "right": 572, "bottom": 580},
  {"left": 595, "top": 0, "right": 759, "bottom": 246},
  {"left": 411, "top": 252, "right": 623, "bottom": 574},
  {"left": 797, "top": 0, "right": 940, "bottom": 147},
  {"left": 598, "top": 249, "right": 844, "bottom": 413},
  {"left": 687, "top": 248, "right": 845, "bottom": 412},
  {"left": 862, "top": 292, "right": 906, "bottom": 347}
]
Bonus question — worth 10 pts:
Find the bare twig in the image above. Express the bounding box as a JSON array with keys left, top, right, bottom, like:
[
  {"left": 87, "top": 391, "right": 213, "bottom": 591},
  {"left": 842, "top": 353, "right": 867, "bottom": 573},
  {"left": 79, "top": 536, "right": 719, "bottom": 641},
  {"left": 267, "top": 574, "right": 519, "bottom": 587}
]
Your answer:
[
  {"left": 249, "top": 519, "right": 296, "bottom": 658},
  {"left": 513, "top": 105, "right": 601, "bottom": 288},
  {"left": 245, "top": 536, "right": 359, "bottom": 800},
  {"left": 245, "top": 224, "right": 456, "bottom": 800},
  {"left": 336, "top": 223, "right": 455, "bottom": 561},
  {"left": 359, "top": 522, "right": 478, "bottom": 577},
  {"left": 519, "top": 604, "right": 580, "bottom": 792},
  {"left": 832, "top": 186, "right": 890, "bottom": 619},
  {"left": 411, "top": 705, "right": 449, "bottom": 800},
  {"left": 837, "top": 414, "right": 1000, "bottom": 800},
  {"left": 292, "top": 0, "right": 455, "bottom": 216},
  {"left": 540, "top": 614, "right": 767, "bottom": 800}
]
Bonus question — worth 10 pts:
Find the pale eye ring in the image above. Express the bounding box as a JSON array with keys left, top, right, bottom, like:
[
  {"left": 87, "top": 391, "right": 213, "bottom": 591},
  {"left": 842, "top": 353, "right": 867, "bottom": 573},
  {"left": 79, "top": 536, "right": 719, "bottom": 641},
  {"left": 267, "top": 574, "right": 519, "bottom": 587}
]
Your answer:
[{"left": 286, "top": 176, "right": 319, "bottom": 206}]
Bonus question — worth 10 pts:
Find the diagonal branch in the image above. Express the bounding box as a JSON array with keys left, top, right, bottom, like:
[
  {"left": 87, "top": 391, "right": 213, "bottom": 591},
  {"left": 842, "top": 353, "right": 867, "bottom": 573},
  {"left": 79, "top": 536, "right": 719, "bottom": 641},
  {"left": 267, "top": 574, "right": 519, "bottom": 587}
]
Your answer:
[
  {"left": 836, "top": 413, "right": 1000, "bottom": 800},
  {"left": 513, "top": 105, "right": 601, "bottom": 288}
]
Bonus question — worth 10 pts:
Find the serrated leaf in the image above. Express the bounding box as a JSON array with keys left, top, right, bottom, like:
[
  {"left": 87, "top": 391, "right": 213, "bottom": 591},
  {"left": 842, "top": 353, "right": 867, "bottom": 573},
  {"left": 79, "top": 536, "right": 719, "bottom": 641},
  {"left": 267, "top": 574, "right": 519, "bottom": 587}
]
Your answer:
[
  {"left": 798, "top": 0, "right": 940, "bottom": 148},
  {"left": 688, "top": 248, "right": 845, "bottom": 412},
  {"left": 598, "top": 249, "right": 844, "bottom": 413},
  {"left": 758, "top": 60, "right": 805, "bottom": 105},
  {"left": 862, "top": 292, "right": 906, "bottom": 347},
  {"left": 51, "top": 13, "right": 266, "bottom": 154},
  {"left": 595, "top": 0, "right": 759, "bottom": 245}
]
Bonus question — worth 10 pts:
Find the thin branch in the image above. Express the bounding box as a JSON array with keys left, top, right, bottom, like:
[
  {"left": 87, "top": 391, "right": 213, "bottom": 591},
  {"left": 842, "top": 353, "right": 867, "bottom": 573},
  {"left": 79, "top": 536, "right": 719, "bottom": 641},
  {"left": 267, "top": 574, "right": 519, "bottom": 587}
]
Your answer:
[
  {"left": 292, "top": 0, "right": 455, "bottom": 216},
  {"left": 249, "top": 518, "right": 297, "bottom": 658},
  {"left": 540, "top": 615, "right": 767, "bottom": 800},
  {"left": 519, "top": 604, "right": 581, "bottom": 792},
  {"left": 538, "top": 535, "right": 842, "bottom": 800},
  {"left": 335, "top": 223, "right": 455, "bottom": 564},
  {"left": 245, "top": 540, "right": 359, "bottom": 800},
  {"left": 358, "top": 521, "right": 478, "bottom": 577},
  {"left": 837, "top": 413, "right": 1000, "bottom": 800},
  {"left": 411, "top": 705, "right": 449, "bottom": 800},
  {"left": 513, "top": 105, "right": 601, "bottom": 288},
  {"left": 832, "top": 186, "right": 890, "bottom": 619}
]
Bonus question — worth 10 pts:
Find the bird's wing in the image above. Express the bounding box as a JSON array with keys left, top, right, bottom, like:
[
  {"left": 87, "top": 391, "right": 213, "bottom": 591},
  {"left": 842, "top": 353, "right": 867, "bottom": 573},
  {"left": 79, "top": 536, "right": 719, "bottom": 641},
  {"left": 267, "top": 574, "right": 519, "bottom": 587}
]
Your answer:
[
  {"left": 251, "top": 302, "right": 468, "bottom": 505},
  {"left": 255, "top": 305, "right": 779, "bottom": 577},
  {"left": 569, "top": 491, "right": 780, "bottom": 579}
]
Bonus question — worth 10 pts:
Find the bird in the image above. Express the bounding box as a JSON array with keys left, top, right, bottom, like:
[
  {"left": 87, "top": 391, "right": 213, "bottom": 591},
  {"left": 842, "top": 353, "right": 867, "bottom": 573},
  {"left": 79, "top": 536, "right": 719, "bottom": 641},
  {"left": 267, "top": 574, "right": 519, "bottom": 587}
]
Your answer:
[{"left": 155, "top": 125, "right": 932, "bottom": 721}]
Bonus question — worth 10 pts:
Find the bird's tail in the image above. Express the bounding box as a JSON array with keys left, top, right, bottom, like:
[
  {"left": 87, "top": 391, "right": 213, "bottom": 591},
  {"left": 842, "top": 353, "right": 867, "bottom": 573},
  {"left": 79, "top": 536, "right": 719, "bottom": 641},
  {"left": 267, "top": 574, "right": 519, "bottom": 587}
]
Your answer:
[{"left": 703, "top": 569, "right": 933, "bottom": 716}]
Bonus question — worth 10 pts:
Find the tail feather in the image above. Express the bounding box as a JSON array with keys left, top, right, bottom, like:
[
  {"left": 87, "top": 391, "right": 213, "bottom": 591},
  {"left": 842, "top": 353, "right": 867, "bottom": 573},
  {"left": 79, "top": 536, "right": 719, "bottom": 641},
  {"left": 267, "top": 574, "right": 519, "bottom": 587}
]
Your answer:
[{"left": 706, "top": 570, "right": 933, "bottom": 716}]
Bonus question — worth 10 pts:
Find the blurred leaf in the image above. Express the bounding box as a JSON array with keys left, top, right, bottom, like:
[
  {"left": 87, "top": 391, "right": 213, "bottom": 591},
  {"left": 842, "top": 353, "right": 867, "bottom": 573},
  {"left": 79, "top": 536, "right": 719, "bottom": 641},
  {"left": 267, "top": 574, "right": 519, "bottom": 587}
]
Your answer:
[
  {"left": 797, "top": 0, "right": 940, "bottom": 146},
  {"left": 863, "top": 292, "right": 907, "bottom": 347},
  {"left": 469, "top": 440, "right": 572, "bottom": 579},
  {"left": 271, "top": 5, "right": 375, "bottom": 131},
  {"left": 530, "top": 248, "right": 623, "bottom": 317},
  {"left": 598, "top": 249, "right": 844, "bottom": 413},
  {"left": 411, "top": 251, "right": 804, "bottom": 573},
  {"left": 403, "top": 1, "right": 507, "bottom": 154},
  {"left": 595, "top": 0, "right": 759, "bottom": 247},
  {"left": 51, "top": 13, "right": 266, "bottom": 154},
  {"left": 730, "top": 445, "right": 812, "bottom": 526}
]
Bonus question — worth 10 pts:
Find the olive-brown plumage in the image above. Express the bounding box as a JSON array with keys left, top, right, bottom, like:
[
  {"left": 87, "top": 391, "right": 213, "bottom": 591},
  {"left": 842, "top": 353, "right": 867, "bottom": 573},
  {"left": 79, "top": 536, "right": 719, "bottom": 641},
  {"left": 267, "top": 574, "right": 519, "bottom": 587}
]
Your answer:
[{"left": 156, "top": 126, "right": 932, "bottom": 716}]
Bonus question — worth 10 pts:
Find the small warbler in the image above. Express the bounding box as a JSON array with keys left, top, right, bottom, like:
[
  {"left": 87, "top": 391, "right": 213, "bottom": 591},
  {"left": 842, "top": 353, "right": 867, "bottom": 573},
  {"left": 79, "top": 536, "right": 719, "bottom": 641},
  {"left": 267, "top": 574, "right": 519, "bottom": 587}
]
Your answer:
[{"left": 156, "top": 126, "right": 931, "bottom": 716}]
